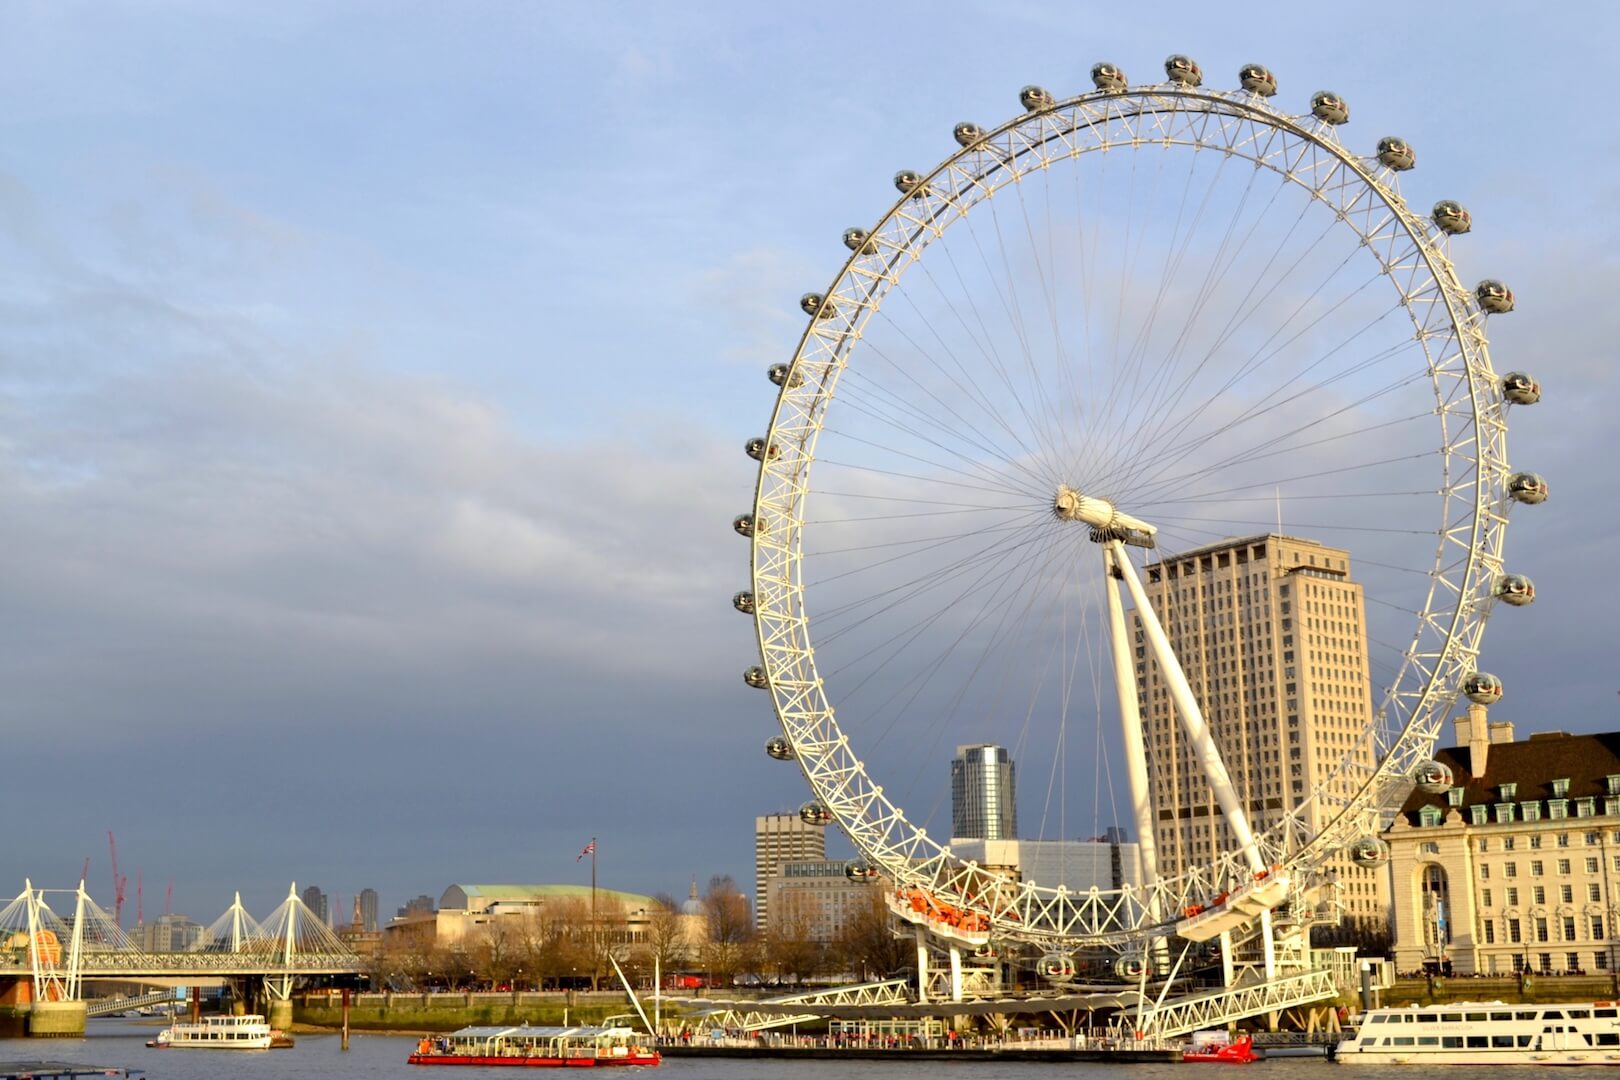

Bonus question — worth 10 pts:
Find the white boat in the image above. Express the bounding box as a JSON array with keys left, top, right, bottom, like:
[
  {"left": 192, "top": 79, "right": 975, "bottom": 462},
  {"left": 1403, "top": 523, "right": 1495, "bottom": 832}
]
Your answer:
[
  {"left": 1337, "top": 1000, "right": 1620, "bottom": 1065},
  {"left": 147, "top": 1013, "right": 278, "bottom": 1049}
]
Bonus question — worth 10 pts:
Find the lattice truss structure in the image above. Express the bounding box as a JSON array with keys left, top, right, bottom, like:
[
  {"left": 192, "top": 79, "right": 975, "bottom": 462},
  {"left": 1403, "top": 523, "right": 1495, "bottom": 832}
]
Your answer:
[
  {"left": 739, "top": 59, "right": 1543, "bottom": 953},
  {"left": 0, "top": 881, "right": 362, "bottom": 1001}
]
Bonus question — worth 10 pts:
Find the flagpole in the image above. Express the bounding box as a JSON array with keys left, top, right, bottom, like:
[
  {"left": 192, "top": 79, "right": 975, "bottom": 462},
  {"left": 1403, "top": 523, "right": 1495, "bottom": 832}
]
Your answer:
[{"left": 591, "top": 836, "right": 598, "bottom": 992}]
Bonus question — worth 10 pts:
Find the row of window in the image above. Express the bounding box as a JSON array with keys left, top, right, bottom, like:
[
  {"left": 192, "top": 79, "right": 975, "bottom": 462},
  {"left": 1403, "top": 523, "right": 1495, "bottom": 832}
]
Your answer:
[
  {"left": 1479, "top": 856, "right": 1606, "bottom": 879},
  {"left": 1482, "top": 916, "right": 1603, "bottom": 944},
  {"left": 1479, "top": 834, "right": 1616, "bottom": 852},
  {"left": 1482, "top": 883, "right": 1603, "bottom": 906}
]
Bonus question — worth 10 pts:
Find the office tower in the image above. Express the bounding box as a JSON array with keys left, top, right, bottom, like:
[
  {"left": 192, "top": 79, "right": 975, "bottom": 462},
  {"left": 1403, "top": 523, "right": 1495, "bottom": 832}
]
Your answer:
[
  {"left": 1132, "top": 534, "right": 1386, "bottom": 928},
  {"left": 951, "top": 744, "right": 1017, "bottom": 841},
  {"left": 301, "top": 884, "right": 330, "bottom": 926},
  {"left": 359, "top": 888, "right": 379, "bottom": 932},
  {"left": 754, "top": 813, "right": 826, "bottom": 931}
]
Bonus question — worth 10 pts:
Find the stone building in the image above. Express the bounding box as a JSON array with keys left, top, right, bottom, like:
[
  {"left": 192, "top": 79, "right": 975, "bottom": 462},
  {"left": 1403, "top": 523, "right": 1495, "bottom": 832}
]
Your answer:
[{"left": 1388, "top": 706, "right": 1620, "bottom": 975}]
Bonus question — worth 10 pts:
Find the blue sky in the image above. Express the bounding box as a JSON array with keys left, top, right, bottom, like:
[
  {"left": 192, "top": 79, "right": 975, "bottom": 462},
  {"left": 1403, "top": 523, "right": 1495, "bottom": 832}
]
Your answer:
[{"left": 2, "top": 2, "right": 1616, "bottom": 925}]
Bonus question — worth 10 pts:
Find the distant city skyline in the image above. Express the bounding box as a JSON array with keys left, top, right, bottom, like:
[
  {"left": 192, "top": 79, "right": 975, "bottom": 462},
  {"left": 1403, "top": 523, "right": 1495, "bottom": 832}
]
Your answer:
[{"left": 0, "top": 4, "right": 1606, "bottom": 910}]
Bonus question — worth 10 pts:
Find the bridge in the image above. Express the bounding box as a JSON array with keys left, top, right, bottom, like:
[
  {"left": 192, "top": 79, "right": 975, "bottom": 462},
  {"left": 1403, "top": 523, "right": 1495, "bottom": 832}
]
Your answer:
[{"left": 0, "top": 880, "right": 363, "bottom": 1036}]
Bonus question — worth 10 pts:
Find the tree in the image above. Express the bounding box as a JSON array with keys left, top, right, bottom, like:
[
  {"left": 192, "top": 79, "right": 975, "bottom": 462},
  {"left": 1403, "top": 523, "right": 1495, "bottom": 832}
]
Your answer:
[
  {"left": 831, "top": 889, "right": 911, "bottom": 981},
  {"left": 627, "top": 893, "right": 688, "bottom": 988},
  {"left": 763, "top": 891, "right": 826, "bottom": 986},
  {"left": 700, "top": 875, "right": 753, "bottom": 986}
]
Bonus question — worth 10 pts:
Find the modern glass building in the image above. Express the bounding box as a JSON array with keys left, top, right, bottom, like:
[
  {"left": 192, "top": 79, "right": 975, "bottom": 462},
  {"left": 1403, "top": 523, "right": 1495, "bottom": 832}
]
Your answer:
[{"left": 951, "top": 743, "right": 1017, "bottom": 841}]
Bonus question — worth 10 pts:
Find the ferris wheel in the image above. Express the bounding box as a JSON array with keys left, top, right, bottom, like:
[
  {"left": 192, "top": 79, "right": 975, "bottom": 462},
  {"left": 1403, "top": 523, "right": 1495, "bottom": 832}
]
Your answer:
[{"left": 736, "top": 56, "right": 1545, "bottom": 957}]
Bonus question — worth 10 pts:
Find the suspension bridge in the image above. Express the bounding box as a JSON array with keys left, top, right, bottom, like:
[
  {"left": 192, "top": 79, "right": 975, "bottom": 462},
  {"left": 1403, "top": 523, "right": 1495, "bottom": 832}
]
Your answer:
[{"left": 0, "top": 880, "right": 362, "bottom": 1036}]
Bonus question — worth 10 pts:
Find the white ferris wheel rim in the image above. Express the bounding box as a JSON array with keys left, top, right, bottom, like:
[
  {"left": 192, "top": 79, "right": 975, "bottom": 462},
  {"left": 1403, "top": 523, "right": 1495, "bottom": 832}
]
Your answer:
[{"left": 747, "top": 77, "right": 1516, "bottom": 948}]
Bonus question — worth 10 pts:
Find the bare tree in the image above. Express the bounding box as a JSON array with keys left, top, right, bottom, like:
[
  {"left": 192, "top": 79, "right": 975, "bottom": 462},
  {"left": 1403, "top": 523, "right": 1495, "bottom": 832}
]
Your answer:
[
  {"left": 831, "top": 889, "right": 911, "bottom": 981},
  {"left": 700, "top": 875, "right": 753, "bottom": 987},
  {"left": 763, "top": 891, "right": 826, "bottom": 986}
]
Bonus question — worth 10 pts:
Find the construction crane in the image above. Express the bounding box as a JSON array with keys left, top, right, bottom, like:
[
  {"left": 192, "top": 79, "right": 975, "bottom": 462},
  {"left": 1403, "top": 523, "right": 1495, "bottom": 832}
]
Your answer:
[
  {"left": 108, "top": 832, "right": 128, "bottom": 926},
  {"left": 80, "top": 857, "right": 90, "bottom": 886},
  {"left": 135, "top": 871, "right": 144, "bottom": 926},
  {"left": 165, "top": 881, "right": 173, "bottom": 917}
]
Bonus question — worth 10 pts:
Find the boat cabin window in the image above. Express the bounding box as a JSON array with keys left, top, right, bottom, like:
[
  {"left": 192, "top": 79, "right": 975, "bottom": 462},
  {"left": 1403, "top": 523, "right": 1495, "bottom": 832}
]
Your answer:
[
  {"left": 1392, "top": 1036, "right": 1415, "bottom": 1046},
  {"left": 1597, "top": 1008, "right": 1618, "bottom": 1018},
  {"left": 1417, "top": 1036, "right": 1439, "bottom": 1046},
  {"left": 1416, "top": 1013, "right": 1438, "bottom": 1023},
  {"left": 1598, "top": 1033, "right": 1620, "bottom": 1046},
  {"left": 1442, "top": 1036, "right": 1463, "bottom": 1048},
  {"left": 1465, "top": 1011, "right": 1488, "bottom": 1021},
  {"left": 1466, "top": 1036, "right": 1488, "bottom": 1048},
  {"left": 1542, "top": 1010, "right": 1564, "bottom": 1019},
  {"left": 1368, "top": 1014, "right": 1387, "bottom": 1023},
  {"left": 1490, "top": 1011, "right": 1513, "bottom": 1021},
  {"left": 1492, "top": 1035, "right": 1515, "bottom": 1048}
]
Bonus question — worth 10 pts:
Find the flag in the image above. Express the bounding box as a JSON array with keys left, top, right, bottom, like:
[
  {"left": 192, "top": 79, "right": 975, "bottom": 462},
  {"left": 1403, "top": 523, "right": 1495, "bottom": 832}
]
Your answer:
[{"left": 576, "top": 840, "right": 596, "bottom": 862}]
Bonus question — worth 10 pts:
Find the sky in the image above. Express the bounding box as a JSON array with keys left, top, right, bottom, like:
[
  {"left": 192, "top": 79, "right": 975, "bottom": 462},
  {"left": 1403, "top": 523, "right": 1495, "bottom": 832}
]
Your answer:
[{"left": 2, "top": 1, "right": 1617, "bottom": 927}]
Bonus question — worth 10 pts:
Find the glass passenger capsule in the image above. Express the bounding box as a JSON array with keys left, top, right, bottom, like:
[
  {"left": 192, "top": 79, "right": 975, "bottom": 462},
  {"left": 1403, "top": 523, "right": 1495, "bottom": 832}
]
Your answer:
[
  {"left": 1376, "top": 136, "right": 1415, "bottom": 171},
  {"left": 765, "top": 736, "right": 795, "bottom": 761},
  {"left": 1238, "top": 63, "right": 1277, "bottom": 96},
  {"left": 768, "top": 363, "right": 804, "bottom": 388},
  {"left": 953, "top": 121, "right": 985, "bottom": 147},
  {"left": 1432, "top": 200, "right": 1472, "bottom": 235},
  {"left": 844, "top": 859, "right": 879, "bottom": 881},
  {"left": 745, "top": 437, "right": 780, "bottom": 462},
  {"left": 1463, "top": 671, "right": 1505, "bottom": 705},
  {"left": 1091, "top": 62, "right": 1127, "bottom": 92},
  {"left": 1036, "top": 953, "right": 1076, "bottom": 979},
  {"left": 1476, "top": 280, "right": 1515, "bottom": 314},
  {"left": 798, "top": 801, "right": 833, "bottom": 827},
  {"left": 1414, "top": 760, "right": 1453, "bottom": 794},
  {"left": 1310, "top": 90, "right": 1349, "bottom": 124},
  {"left": 1115, "top": 954, "right": 1152, "bottom": 979},
  {"left": 893, "top": 170, "right": 926, "bottom": 197},
  {"left": 1508, "top": 472, "right": 1549, "bottom": 504},
  {"left": 1019, "top": 85, "right": 1054, "bottom": 112},
  {"left": 732, "top": 591, "right": 755, "bottom": 615},
  {"left": 1501, "top": 371, "right": 1541, "bottom": 405},
  {"left": 1496, "top": 574, "right": 1536, "bottom": 606},
  {"left": 743, "top": 665, "right": 768, "bottom": 689},
  {"left": 1164, "top": 54, "right": 1202, "bottom": 86},
  {"left": 842, "top": 227, "right": 877, "bottom": 254},
  {"left": 733, "top": 513, "right": 756, "bottom": 537},
  {"left": 1349, "top": 837, "right": 1390, "bottom": 866},
  {"left": 800, "top": 292, "right": 836, "bottom": 318}
]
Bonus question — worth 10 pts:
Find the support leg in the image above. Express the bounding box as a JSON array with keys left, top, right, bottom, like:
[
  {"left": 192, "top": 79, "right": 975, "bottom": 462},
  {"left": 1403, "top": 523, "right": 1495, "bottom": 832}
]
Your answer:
[{"left": 915, "top": 928, "right": 929, "bottom": 1004}]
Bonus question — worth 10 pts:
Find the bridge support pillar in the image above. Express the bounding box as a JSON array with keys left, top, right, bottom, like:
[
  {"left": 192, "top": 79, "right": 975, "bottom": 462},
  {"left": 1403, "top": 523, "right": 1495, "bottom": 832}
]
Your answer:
[
  {"left": 914, "top": 928, "right": 929, "bottom": 1004},
  {"left": 28, "top": 1000, "right": 86, "bottom": 1038},
  {"left": 267, "top": 998, "right": 293, "bottom": 1033}
]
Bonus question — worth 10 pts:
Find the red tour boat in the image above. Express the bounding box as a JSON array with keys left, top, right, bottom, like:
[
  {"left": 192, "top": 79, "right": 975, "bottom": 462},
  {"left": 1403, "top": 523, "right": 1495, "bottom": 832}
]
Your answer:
[
  {"left": 1182, "top": 1031, "right": 1258, "bottom": 1063},
  {"left": 409, "top": 1024, "right": 661, "bottom": 1068}
]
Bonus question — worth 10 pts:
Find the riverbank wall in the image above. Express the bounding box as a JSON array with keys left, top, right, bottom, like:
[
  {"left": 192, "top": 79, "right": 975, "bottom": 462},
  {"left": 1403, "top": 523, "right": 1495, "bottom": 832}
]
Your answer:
[{"left": 293, "top": 990, "right": 663, "bottom": 1032}]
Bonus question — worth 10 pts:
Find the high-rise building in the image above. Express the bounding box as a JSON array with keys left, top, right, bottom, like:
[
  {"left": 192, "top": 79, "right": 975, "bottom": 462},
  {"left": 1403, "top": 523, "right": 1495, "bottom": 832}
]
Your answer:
[
  {"left": 359, "top": 888, "right": 379, "bottom": 932},
  {"left": 951, "top": 744, "right": 1017, "bottom": 841},
  {"left": 754, "top": 813, "right": 826, "bottom": 931},
  {"left": 765, "top": 860, "right": 877, "bottom": 944},
  {"left": 1132, "top": 533, "right": 1386, "bottom": 928},
  {"left": 301, "top": 885, "right": 329, "bottom": 927},
  {"left": 139, "top": 913, "right": 208, "bottom": 953}
]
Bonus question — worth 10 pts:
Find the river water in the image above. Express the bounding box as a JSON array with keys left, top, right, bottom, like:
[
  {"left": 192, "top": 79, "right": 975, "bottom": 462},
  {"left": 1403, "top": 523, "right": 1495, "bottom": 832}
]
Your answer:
[{"left": 0, "top": 1018, "right": 1565, "bottom": 1080}]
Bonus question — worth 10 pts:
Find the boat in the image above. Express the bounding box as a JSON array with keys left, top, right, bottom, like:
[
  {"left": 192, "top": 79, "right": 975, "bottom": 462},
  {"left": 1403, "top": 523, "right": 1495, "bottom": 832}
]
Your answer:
[
  {"left": 1182, "top": 1030, "right": 1259, "bottom": 1063},
  {"left": 146, "top": 1012, "right": 291, "bottom": 1049},
  {"left": 1336, "top": 1000, "right": 1620, "bottom": 1065},
  {"left": 408, "top": 1024, "right": 661, "bottom": 1068}
]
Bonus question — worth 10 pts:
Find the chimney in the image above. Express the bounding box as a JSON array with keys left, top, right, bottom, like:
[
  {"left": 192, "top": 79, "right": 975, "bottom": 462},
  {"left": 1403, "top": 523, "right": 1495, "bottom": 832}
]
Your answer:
[
  {"left": 1489, "top": 719, "right": 1516, "bottom": 745},
  {"left": 1454, "top": 702, "right": 1492, "bottom": 777}
]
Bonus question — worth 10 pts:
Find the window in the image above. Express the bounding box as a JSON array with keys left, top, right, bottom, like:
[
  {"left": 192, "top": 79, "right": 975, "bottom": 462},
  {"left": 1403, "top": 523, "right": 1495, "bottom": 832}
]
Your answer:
[
  {"left": 1419, "top": 806, "right": 1443, "bottom": 827},
  {"left": 1530, "top": 834, "right": 1543, "bottom": 849},
  {"left": 1523, "top": 803, "right": 1542, "bottom": 822},
  {"left": 1478, "top": 838, "right": 1490, "bottom": 853},
  {"left": 1564, "top": 917, "right": 1577, "bottom": 941},
  {"left": 1594, "top": 916, "right": 1606, "bottom": 940},
  {"left": 1558, "top": 859, "right": 1572, "bottom": 875},
  {"left": 1537, "top": 918, "right": 1550, "bottom": 943},
  {"left": 1496, "top": 803, "right": 1515, "bottom": 824},
  {"left": 1502, "top": 782, "right": 1519, "bottom": 800},
  {"left": 1505, "top": 862, "right": 1518, "bottom": 879},
  {"left": 1448, "top": 787, "right": 1465, "bottom": 807},
  {"left": 1601, "top": 953, "right": 1611, "bottom": 971},
  {"left": 1590, "top": 858, "right": 1602, "bottom": 875},
  {"left": 1562, "top": 884, "right": 1575, "bottom": 904},
  {"left": 1592, "top": 884, "right": 1603, "bottom": 902},
  {"left": 1507, "top": 887, "right": 1519, "bottom": 906},
  {"left": 1590, "top": 832, "right": 1603, "bottom": 846},
  {"left": 1540, "top": 952, "right": 1553, "bottom": 972},
  {"left": 1482, "top": 888, "right": 1493, "bottom": 907},
  {"left": 1553, "top": 778, "right": 1571, "bottom": 798},
  {"left": 1504, "top": 836, "right": 1517, "bottom": 851},
  {"left": 1550, "top": 801, "right": 1569, "bottom": 820},
  {"left": 1484, "top": 920, "right": 1495, "bottom": 944},
  {"left": 1531, "top": 860, "right": 1545, "bottom": 877},
  {"left": 1559, "top": 833, "right": 1571, "bottom": 846},
  {"left": 1569, "top": 952, "right": 1582, "bottom": 971},
  {"left": 1471, "top": 805, "right": 1489, "bottom": 826},
  {"left": 1578, "top": 798, "right": 1597, "bottom": 819},
  {"left": 1608, "top": 775, "right": 1620, "bottom": 796},
  {"left": 1533, "top": 886, "right": 1546, "bottom": 905},
  {"left": 1509, "top": 919, "right": 1522, "bottom": 943},
  {"left": 1481, "top": 864, "right": 1491, "bottom": 880},
  {"left": 1420, "top": 841, "right": 1440, "bottom": 855}
]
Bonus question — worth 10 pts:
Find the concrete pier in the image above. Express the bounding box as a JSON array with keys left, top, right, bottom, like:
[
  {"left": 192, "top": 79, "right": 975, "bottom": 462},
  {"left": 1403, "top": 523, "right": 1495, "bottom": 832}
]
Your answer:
[
  {"left": 27, "top": 1001, "right": 86, "bottom": 1037},
  {"left": 266, "top": 998, "right": 293, "bottom": 1033}
]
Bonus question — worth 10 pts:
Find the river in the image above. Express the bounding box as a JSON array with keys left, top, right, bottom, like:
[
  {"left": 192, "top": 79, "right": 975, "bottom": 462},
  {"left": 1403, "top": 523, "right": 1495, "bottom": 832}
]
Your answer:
[{"left": 0, "top": 1018, "right": 1566, "bottom": 1080}]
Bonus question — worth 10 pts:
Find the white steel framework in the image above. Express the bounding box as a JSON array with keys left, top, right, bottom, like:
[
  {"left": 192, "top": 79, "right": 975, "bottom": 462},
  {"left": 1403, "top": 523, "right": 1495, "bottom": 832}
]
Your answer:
[{"left": 744, "top": 64, "right": 1534, "bottom": 951}]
